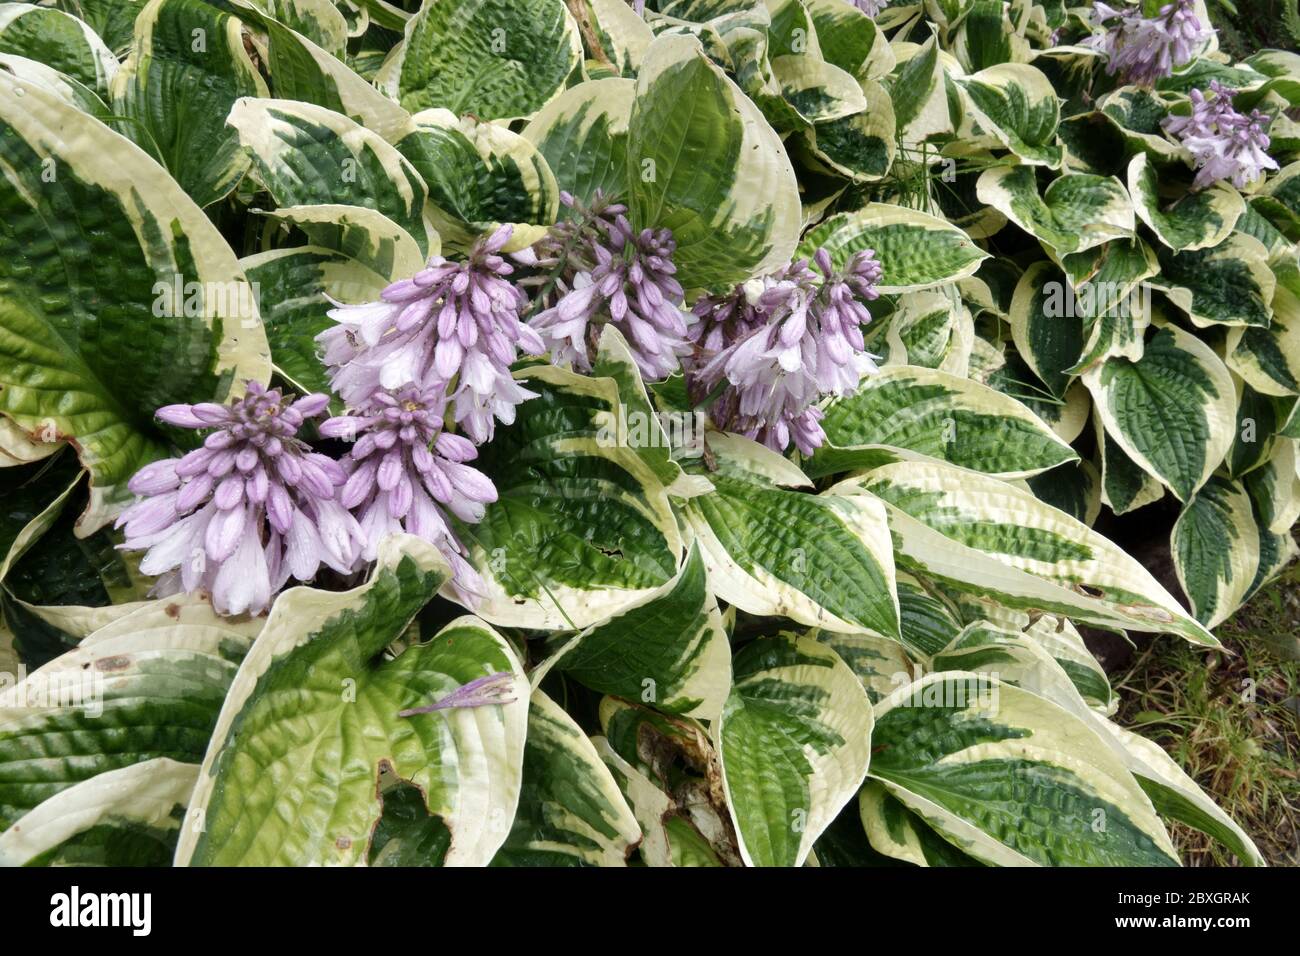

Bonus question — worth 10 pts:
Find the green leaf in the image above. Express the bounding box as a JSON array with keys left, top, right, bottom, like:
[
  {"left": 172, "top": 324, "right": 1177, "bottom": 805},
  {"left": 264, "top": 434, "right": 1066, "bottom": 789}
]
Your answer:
[
  {"left": 715, "top": 632, "right": 873, "bottom": 867},
  {"left": 544, "top": 543, "right": 731, "bottom": 721},
  {"left": 870, "top": 673, "right": 1178, "bottom": 866},
  {"left": 384, "top": 0, "right": 583, "bottom": 121},
  {"left": 858, "top": 779, "right": 981, "bottom": 866},
  {"left": 809, "top": 364, "right": 1078, "bottom": 480},
  {"left": 1099, "top": 721, "right": 1264, "bottom": 867},
  {"left": 1007, "top": 260, "right": 1085, "bottom": 400},
  {"left": 628, "top": 34, "right": 801, "bottom": 290},
  {"left": 1172, "top": 475, "right": 1259, "bottom": 628},
  {"left": 491, "top": 690, "right": 639, "bottom": 866},
  {"left": 111, "top": 0, "right": 268, "bottom": 208},
  {"left": 800, "top": 204, "right": 990, "bottom": 294},
  {"left": 1083, "top": 325, "right": 1236, "bottom": 501},
  {"left": 0, "top": 79, "right": 271, "bottom": 532},
  {"left": 178, "top": 536, "right": 529, "bottom": 867}
]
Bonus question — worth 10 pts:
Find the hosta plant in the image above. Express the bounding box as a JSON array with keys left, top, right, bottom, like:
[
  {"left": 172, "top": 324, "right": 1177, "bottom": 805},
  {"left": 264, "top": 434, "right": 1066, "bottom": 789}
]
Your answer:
[{"left": 0, "top": 0, "right": 1292, "bottom": 867}]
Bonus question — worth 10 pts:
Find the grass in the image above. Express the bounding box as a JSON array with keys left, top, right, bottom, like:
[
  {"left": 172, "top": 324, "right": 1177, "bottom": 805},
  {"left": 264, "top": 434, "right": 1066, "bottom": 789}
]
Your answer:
[{"left": 1114, "top": 556, "right": 1300, "bottom": 866}]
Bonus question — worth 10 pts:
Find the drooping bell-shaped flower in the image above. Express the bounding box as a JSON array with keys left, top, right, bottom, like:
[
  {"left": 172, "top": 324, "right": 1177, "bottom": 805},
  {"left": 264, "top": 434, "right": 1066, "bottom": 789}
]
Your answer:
[
  {"left": 117, "top": 383, "right": 364, "bottom": 616},
  {"left": 686, "top": 249, "right": 882, "bottom": 455},
  {"left": 524, "top": 191, "right": 691, "bottom": 381},
  {"left": 1163, "top": 82, "right": 1279, "bottom": 189},
  {"left": 320, "top": 385, "right": 494, "bottom": 603},
  {"left": 1084, "top": 0, "right": 1211, "bottom": 87},
  {"left": 317, "top": 224, "right": 544, "bottom": 444}
]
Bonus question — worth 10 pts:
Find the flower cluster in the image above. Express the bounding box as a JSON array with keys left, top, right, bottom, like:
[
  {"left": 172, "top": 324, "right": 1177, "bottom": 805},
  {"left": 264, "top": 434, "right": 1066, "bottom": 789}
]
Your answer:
[
  {"left": 318, "top": 224, "right": 543, "bottom": 444},
  {"left": 117, "top": 384, "right": 363, "bottom": 616},
  {"left": 1084, "top": 0, "right": 1210, "bottom": 87},
  {"left": 1163, "top": 82, "right": 1279, "bottom": 189},
  {"left": 319, "top": 385, "right": 493, "bottom": 603},
  {"left": 685, "top": 248, "right": 882, "bottom": 455},
  {"left": 522, "top": 191, "right": 690, "bottom": 381},
  {"left": 311, "top": 224, "right": 544, "bottom": 598}
]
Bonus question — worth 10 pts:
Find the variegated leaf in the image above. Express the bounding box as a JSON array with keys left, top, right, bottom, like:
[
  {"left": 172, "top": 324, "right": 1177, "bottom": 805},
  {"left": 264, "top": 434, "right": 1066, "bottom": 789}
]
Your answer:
[
  {"left": 241, "top": 246, "right": 389, "bottom": 399},
  {"left": 956, "top": 63, "right": 1062, "bottom": 167},
  {"left": 629, "top": 33, "right": 801, "bottom": 290},
  {"left": 832, "top": 461, "right": 1216, "bottom": 644},
  {"left": 977, "top": 165, "right": 1134, "bottom": 255},
  {"left": 111, "top": 0, "right": 268, "bottom": 208},
  {"left": 1084, "top": 324, "right": 1236, "bottom": 501},
  {"left": 458, "top": 364, "right": 682, "bottom": 630},
  {"left": 177, "top": 537, "right": 529, "bottom": 867},
  {"left": 396, "top": 109, "right": 559, "bottom": 253},
  {"left": 808, "top": 364, "right": 1078, "bottom": 480},
  {"left": 384, "top": 0, "right": 583, "bottom": 122},
  {"left": 1149, "top": 233, "right": 1276, "bottom": 329},
  {"left": 715, "top": 632, "right": 873, "bottom": 867},
  {"left": 226, "top": 97, "right": 437, "bottom": 255},
  {"left": 1128, "top": 153, "right": 1244, "bottom": 252},
  {"left": 683, "top": 436, "right": 899, "bottom": 639},
  {"left": 1172, "top": 476, "right": 1260, "bottom": 628},
  {"left": 0, "top": 758, "right": 197, "bottom": 866},
  {"left": 491, "top": 690, "right": 639, "bottom": 867},
  {"left": 869, "top": 673, "right": 1179, "bottom": 866},
  {"left": 522, "top": 77, "right": 634, "bottom": 206},
  {"left": 542, "top": 543, "right": 731, "bottom": 721},
  {"left": 0, "top": 595, "right": 258, "bottom": 832},
  {"left": 0, "top": 79, "right": 270, "bottom": 532},
  {"left": 800, "top": 204, "right": 990, "bottom": 294}
]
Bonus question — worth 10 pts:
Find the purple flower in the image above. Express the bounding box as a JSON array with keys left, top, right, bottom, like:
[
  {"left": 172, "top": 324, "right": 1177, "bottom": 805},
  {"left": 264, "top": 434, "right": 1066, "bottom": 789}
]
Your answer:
[
  {"left": 397, "top": 671, "right": 516, "bottom": 717},
  {"left": 117, "top": 384, "right": 363, "bottom": 616},
  {"left": 851, "top": 0, "right": 888, "bottom": 16},
  {"left": 317, "top": 224, "right": 544, "bottom": 444},
  {"left": 523, "top": 191, "right": 690, "bottom": 382},
  {"left": 320, "top": 385, "right": 494, "bottom": 603},
  {"left": 1084, "top": 0, "right": 1212, "bottom": 87},
  {"left": 1163, "top": 82, "right": 1279, "bottom": 189},
  {"left": 686, "top": 249, "right": 882, "bottom": 455}
]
